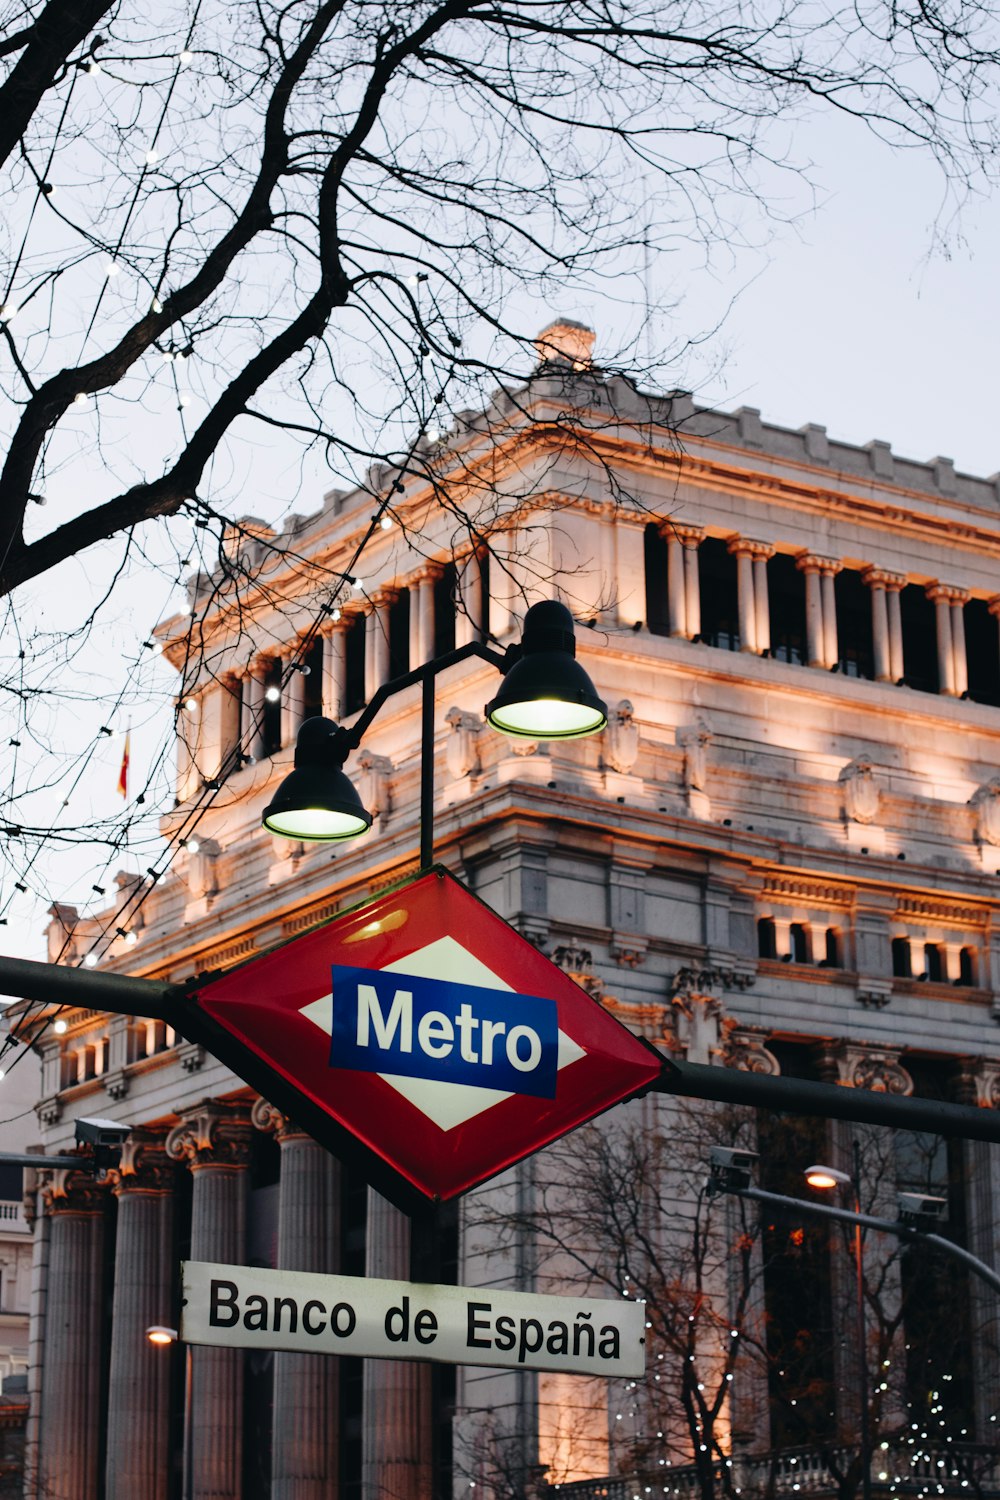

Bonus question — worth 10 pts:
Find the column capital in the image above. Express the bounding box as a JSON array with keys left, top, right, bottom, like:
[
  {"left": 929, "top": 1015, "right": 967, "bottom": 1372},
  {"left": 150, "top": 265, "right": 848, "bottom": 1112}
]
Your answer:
[
  {"left": 726, "top": 534, "right": 756, "bottom": 558},
  {"left": 41, "top": 1168, "right": 107, "bottom": 1215},
  {"left": 861, "top": 566, "right": 906, "bottom": 592},
  {"left": 368, "top": 586, "right": 397, "bottom": 610},
  {"left": 821, "top": 1040, "right": 913, "bottom": 1096},
  {"left": 926, "top": 581, "right": 970, "bottom": 605},
  {"left": 663, "top": 522, "right": 704, "bottom": 547},
  {"left": 250, "top": 1094, "right": 311, "bottom": 1143},
  {"left": 165, "top": 1100, "right": 252, "bottom": 1170},
  {"left": 797, "top": 551, "right": 841, "bottom": 576},
  {"left": 408, "top": 562, "right": 443, "bottom": 586},
  {"left": 111, "top": 1129, "right": 173, "bottom": 1196},
  {"left": 748, "top": 539, "right": 775, "bottom": 561}
]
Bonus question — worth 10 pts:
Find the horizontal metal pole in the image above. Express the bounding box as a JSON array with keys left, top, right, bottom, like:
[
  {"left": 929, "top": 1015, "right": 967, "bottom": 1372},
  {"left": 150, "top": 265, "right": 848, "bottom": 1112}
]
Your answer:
[
  {"left": 0, "top": 1152, "right": 82, "bottom": 1169},
  {"left": 657, "top": 1058, "right": 1000, "bottom": 1142},
  {"left": 0, "top": 955, "right": 185, "bottom": 1021},
  {"left": 729, "top": 1183, "right": 1000, "bottom": 1297}
]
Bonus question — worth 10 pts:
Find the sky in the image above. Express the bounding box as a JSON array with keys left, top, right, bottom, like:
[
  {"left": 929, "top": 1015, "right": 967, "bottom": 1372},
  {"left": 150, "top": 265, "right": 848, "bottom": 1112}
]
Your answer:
[{"left": 3, "top": 94, "right": 1000, "bottom": 965}]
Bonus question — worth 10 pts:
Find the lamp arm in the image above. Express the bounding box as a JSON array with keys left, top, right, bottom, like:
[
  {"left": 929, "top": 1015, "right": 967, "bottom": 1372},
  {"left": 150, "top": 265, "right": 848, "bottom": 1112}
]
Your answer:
[{"left": 333, "top": 640, "right": 513, "bottom": 759}]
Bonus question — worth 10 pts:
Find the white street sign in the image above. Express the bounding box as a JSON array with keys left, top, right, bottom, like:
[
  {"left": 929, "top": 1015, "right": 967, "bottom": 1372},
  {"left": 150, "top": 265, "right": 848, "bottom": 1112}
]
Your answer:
[{"left": 181, "top": 1260, "right": 645, "bottom": 1377}]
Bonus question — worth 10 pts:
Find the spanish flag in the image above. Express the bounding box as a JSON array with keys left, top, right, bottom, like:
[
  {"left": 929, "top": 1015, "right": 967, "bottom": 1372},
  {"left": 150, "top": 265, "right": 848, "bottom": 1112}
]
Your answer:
[{"left": 117, "top": 732, "right": 130, "bottom": 799}]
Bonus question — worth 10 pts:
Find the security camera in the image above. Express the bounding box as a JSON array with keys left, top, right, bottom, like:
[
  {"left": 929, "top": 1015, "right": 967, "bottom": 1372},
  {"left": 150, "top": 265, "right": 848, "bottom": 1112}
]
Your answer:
[
  {"left": 897, "top": 1191, "right": 947, "bottom": 1226},
  {"left": 74, "top": 1117, "right": 131, "bottom": 1172},
  {"left": 707, "top": 1146, "right": 759, "bottom": 1193}
]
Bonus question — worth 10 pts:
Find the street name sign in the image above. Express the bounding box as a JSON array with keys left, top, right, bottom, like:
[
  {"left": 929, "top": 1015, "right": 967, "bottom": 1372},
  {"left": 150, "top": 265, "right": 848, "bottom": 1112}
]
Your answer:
[
  {"left": 187, "top": 867, "right": 663, "bottom": 1205},
  {"left": 181, "top": 1259, "right": 646, "bottom": 1377}
]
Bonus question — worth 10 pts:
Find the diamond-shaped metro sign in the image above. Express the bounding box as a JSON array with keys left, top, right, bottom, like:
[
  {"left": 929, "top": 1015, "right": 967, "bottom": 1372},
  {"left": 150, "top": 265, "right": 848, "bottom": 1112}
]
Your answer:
[{"left": 188, "top": 868, "right": 664, "bottom": 1203}]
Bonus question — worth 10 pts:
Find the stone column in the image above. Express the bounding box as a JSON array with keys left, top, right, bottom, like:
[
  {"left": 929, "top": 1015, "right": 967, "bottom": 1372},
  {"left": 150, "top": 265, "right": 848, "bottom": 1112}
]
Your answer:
[
  {"left": 728, "top": 538, "right": 757, "bottom": 653},
  {"left": 243, "top": 660, "right": 267, "bottom": 761},
  {"left": 666, "top": 531, "right": 687, "bottom": 637},
  {"left": 821, "top": 560, "right": 842, "bottom": 668},
  {"left": 252, "top": 1100, "right": 341, "bottom": 1500},
  {"left": 678, "top": 526, "right": 703, "bottom": 640},
  {"left": 282, "top": 654, "right": 307, "bottom": 746},
  {"left": 886, "top": 578, "right": 905, "bottom": 683},
  {"left": 363, "top": 1192, "right": 431, "bottom": 1500},
  {"left": 862, "top": 569, "right": 895, "bottom": 682},
  {"left": 456, "top": 551, "right": 483, "bottom": 648},
  {"left": 927, "top": 583, "right": 958, "bottom": 695},
  {"left": 750, "top": 542, "right": 774, "bottom": 655},
  {"left": 956, "top": 1066, "right": 1000, "bottom": 1438},
  {"left": 105, "top": 1134, "right": 174, "bottom": 1500},
  {"left": 322, "top": 624, "right": 347, "bottom": 722},
  {"left": 38, "top": 1171, "right": 107, "bottom": 1500},
  {"left": 411, "top": 568, "right": 438, "bottom": 668},
  {"left": 365, "top": 593, "right": 392, "bottom": 702},
  {"left": 796, "top": 554, "right": 825, "bottom": 668},
  {"left": 989, "top": 598, "right": 1000, "bottom": 689},
  {"left": 167, "top": 1103, "right": 252, "bottom": 1500}
]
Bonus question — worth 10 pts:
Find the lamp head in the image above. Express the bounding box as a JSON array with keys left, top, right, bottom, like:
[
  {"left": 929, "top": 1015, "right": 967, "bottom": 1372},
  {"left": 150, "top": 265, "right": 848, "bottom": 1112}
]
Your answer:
[
  {"left": 805, "top": 1164, "right": 852, "bottom": 1191},
  {"left": 146, "top": 1326, "right": 178, "bottom": 1346},
  {"left": 261, "top": 717, "right": 372, "bottom": 842},
  {"left": 485, "top": 600, "right": 607, "bottom": 740}
]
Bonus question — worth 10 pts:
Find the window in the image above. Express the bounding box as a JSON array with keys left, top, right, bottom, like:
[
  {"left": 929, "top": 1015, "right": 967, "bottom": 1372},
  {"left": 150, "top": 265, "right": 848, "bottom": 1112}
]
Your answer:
[
  {"left": 892, "top": 936, "right": 912, "bottom": 978},
  {"left": 303, "top": 637, "right": 323, "bottom": 718},
  {"left": 262, "top": 658, "right": 282, "bottom": 754},
  {"left": 698, "top": 538, "right": 739, "bottom": 650},
  {"left": 757, "top": 917, "right": 777, "bottom": 959},
  {"left": 957, "top": 946, "right": 977, "bottom": 986},
  {"left": 644, "top": 523, "right": 670, "bottom": 637},
  {"left": 923, "top": 942, "right": 944, "bottom": 982},
  {"left": 433, "top": 563, "right": 457, "bottom": 657},
  {"left": 965, "top": 598, "right": 1000, "bottom": 706},
  {"left": 343, "top": 614, "right": 367, "bottom": 716},
  {"left": 768, "top": 553, "right": 807, "bottom": 665},
  {"left": 820, "top": 928, "right": 841, "bottom": 968},
  {"left": 835, "top": 568, "right": 874, "bottom": 679},
  {"left": 789, "top": 922, "right": 810, "bottom": 963},
  {"left": 388, "top": 589, "right": 411, "bottom": 678},
  {"left": 900, "top": 584, "right": 938, "bottom": 693}
]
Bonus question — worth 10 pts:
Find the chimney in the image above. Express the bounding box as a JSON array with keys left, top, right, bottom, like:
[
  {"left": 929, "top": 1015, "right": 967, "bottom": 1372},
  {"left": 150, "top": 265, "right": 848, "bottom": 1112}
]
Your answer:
[{"left": 534, "top": 318, "right": 595, "bottom": 371}]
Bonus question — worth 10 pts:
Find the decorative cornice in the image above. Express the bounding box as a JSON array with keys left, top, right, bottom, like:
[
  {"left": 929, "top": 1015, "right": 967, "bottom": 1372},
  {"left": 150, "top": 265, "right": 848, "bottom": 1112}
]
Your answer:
[
  {"left": 761, "top": 875, "right": 854, "bottom": 909},
  {"left": 896, "top": 895, "right": 988, "bottom": 928}
]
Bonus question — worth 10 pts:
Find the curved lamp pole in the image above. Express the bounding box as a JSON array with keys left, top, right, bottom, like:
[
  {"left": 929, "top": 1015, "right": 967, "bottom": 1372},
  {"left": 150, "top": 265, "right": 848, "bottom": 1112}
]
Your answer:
[{"left": 262, "top": 599, "right": 608, "bottom": 864}]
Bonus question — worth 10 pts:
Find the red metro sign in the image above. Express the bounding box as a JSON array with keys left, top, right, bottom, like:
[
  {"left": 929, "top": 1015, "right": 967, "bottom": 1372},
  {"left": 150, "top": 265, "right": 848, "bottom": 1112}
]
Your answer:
[{"left": 189, "top": 869, "right": 664, "bottom": 1205}]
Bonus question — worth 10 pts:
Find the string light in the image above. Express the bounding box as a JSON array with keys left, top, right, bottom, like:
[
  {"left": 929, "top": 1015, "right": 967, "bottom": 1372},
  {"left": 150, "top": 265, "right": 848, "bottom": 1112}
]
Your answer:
[
  {"left": 264, "top": 685, "right": 281, "bottom": 703},
  {"left": 178, "top": 48, "right": 193, "bottom": 63},
  {"left": 105, "top": 262, "right": 120, "bottom": 278},
  {"left": 83, "top": 953, "right": 98, "bottom": 968},
  {"left": 380, "top": 515, "right": 392, "bottom": 530},
  {"left": 0, "top": 304, "right": 18, "bottom": 323},
  {"left": 144, "top": 149, "right": 159, "bottom": 165},
  {"left": 184, "top": 838, "right": 200, "bottom": 854},
  {"left": 53, "top": 1019, "right": 68, "bottom": 1035},
  {"left": 72, "top": 392, "right": 87, "bottom": 405}
]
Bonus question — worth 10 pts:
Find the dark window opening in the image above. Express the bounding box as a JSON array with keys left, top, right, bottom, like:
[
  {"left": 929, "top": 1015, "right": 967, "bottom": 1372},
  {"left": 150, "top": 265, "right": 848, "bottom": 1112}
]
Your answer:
[
  {"left": 389, "top": 589, "right": 411, "bottom": 679},
  {"left": 302, "top": 637, "right": 323, "bottom": 718},
  {"left": 789, "top": 922, "right": 810, "bottom": 963},
  {"left": 836, "top": 568, "right": 874, "bottom": 679},
  {"left": 698, "top": 538, "right": 740, "bottom": 651},
  {"left": 892, "top": 936, "right": 912, "bottom": 978},
  {"left": 433, "top": 563, "right": 457, "bottom": 657},
  {"left": 263, "top": 658, "right": 282, "bottom": 755},
  {"left": 758, "top": 1044, "right": 836, "bottom": 1447},
  {"left": 757, "top": 916, "right": 777, "bottom": 959},
  {"left": 343, "top": 614, "right": 367, "bottom": 716},
  {"left": 768, "top": 553, "right": 807, "bottom": 665},
  {"left": 923, "top": 942, "right": 944, "bottom": 983},
  {"left": 0, "top": 1164, "right": 21, "bottom": 1202},
  {"left": 644, "top": 523, "right": 670, "bottom": 637},
  {"left": 957, "top": 946, "right": 977, "bottom": 986},
  {"left": 900, "top": 584, "right": 938, "bottom": 694},
  {"left": 965, "top": 598, "right": 1000, "bottom": 707},
  {"left": 820, "top": 928, "right": 841, "bottom": 968}
]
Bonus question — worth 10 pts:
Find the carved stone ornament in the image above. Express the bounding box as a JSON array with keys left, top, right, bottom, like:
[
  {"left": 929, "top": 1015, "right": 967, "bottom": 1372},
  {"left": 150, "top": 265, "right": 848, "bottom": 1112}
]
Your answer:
[
  {"left": 670, "top": 964, "right": 755, "bottom": 1000},
  {"left": 47, "top": 903, "right": 80, "bottom": 964},
  {"left": 970, "top": 779, "right": 1000, "bottom": 847},
  {"left": 187, "top": 837, "right": 221, "bottom": 900},
  {"left": 112, "top": 1131, "right": 172, "bottom": 1195},
  {"left": 839, "top": 756, "right": 880, "bottom": 825},
  {"left": 671, "top": 992, "right": 724, "bottom": 1066},
  {"left": 165, "top": 1101, "right": 252, "bottom": 1169},
  {"left": 603, "top": 700, "right": 639, "bottom": 776},
  {"left": 356, "top": 751, "right": 392, "bottom": 820},
  {"left": 553, "top": 944, "right": 594, "bottom": 973},
  {"left": 721, "top": 1021, "right": 780, "bottom": 1076},
  {"left": 445, "top": 707, "right": 483, "bottom": 780},
  {"left": 508, "top": 737, "right": 538, "bottom": 757},
  {"left": 41, "top": 1169, "right": 106, "bottom": 1215},
  {"left": 249, "top": 1095, "right": 303, "bottom": 1141},
  {"left": 677, "top": 720, "right": 711, "bottom": 793},
  {"left": 833, "top": 1043, "right": 912, "bottom": 1096}
]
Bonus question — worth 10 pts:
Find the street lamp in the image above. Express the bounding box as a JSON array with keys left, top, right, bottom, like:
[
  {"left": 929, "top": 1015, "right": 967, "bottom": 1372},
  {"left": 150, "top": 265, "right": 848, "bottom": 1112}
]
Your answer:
[
  {"left": 146, "top": 1325, "right": 193, "bottom": 1500},
  {"left": 806, "top": 1151, "right": 872, "bottom": 1500},
  {"left": 262, "top": 598, "right": 608, "bottom": 859}
]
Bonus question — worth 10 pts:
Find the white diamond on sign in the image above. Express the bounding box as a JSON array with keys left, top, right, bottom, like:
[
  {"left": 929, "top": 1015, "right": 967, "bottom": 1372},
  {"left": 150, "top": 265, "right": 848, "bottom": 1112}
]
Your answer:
[{"left": 300, "top": 936, "right": 585, "bottom": 1131}]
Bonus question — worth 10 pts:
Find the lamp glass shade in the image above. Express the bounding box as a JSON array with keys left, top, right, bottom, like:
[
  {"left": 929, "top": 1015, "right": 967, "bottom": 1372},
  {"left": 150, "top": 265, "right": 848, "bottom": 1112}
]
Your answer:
[
  {"left": 804, "top": 1164, "right": 851, "bottom": 1191},
  {"left": 262, "top": 762, "right": 372, "bottom": 843},
  {"left": 485, "top": 648, "right": 607, "bottom": 741}
]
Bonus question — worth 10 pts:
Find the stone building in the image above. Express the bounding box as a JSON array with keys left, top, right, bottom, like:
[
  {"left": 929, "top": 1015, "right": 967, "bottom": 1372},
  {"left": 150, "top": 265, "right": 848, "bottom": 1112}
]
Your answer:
[{"left": 16, "top": 321, "right": 1000, "bottom": 1499}]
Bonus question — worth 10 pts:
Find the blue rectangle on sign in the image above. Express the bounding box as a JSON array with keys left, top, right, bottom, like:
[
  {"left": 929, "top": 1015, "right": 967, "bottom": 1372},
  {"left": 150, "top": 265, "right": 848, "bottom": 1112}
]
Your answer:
[{"left": 329, "top": 965, "right": 559, "bottom": 1099}]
